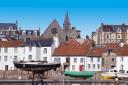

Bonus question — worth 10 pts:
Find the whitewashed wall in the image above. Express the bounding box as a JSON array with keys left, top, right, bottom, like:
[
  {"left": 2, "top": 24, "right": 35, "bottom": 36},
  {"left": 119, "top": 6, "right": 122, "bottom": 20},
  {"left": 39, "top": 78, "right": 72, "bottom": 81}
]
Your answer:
[
  {"left": 116, "top": 56, "right": 128, "bottom": 72},
  {"left": 52, "top": 56, "right": 102, "bottom": 72}
]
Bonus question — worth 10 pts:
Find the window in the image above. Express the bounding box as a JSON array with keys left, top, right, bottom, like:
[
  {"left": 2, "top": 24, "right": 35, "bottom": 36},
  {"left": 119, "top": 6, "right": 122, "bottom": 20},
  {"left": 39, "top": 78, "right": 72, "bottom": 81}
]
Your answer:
[
  {"left": 117, "top": 34, "right": 121, "bottom": 39},
  {"left": 14, "top": 47, "right": 17, "bottom": 53},
  {"left": 80, "top": 58, "right": 84, "bottom": 63},
  {"left": 93, "top": 64, "right": 95, "bottom": 69},
  {"left": 106, "top": 34, "right": 109, "bottom": 39},
  {"left": 121, "top": 64, "right": 124, "bottom": 70},
  {"left": 74, "top": 58, "right": 77, "bottom": 63},
  {"left": 97, "top": 64, "right": 100, "bottom": 69},
  {"left": 111, "top": 34, "right": 115, "bottom": 39},
  {"left": 54, "top": 58, "right": 60, "bottom": 62},
  {"left": 43, "top": 48, "right": 47, "bottom": 54},
  {"left": 102, "top": 58, "right": 105, "bottom": 65},
  {"left": 97, "top": 58, "right": 100, "bottom": 62},
  {"left": 121, "top": 57, "right": 123, "bottom": 62},
  {"left": 0, "top": 56, "right": 1, "bottom": 61},
  {"left": 91, "top": 57, "right": 93, "bottom": 62},
  {"left": 28, "top": 55, "right": 32, "bottom": 61},
  {"left": 29, "top": 47, "right": 32, "bottom": 52},
  {"left": 14, "top": 56, "right": 17, "bottom": 61},
  {"left": 88, "top": 64, "right": 91, "bottom": 69},
  {"left": 72, "top": 65, "right": 75, "bottom": 71},
  {"left": 112, "top": 58, "right": 115, "bottom": 62},
  {"left": 4, "top": 48, "right": 8, "bottom": 53},
  {"left": 4, "top": 56, "right": 7, "bottom": 61},
  {"left": 43, "top": 57, "right": 47, "bottom": 61}
]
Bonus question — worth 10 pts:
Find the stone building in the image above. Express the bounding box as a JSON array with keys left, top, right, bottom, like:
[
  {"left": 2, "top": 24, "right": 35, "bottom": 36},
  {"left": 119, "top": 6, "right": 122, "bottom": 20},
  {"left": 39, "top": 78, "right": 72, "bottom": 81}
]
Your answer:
[
  {"left": 41, "top": 13, "right": 81, "bottom": 43},
  {"left": 0, "top": 21, "right": 19, "bottom": 39},
  {"left": 92, "top": 23, "right": 128, "bottom": 45}
]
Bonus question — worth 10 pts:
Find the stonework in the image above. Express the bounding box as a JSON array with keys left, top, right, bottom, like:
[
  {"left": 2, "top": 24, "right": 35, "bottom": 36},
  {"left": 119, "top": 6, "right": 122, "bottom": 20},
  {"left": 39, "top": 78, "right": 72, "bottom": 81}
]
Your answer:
[
  {"left": 92, "top": 23, "right": 128, "bottom": 45},
  {"left": 41, "top": 13, "right": 81, "bottom": 43}
]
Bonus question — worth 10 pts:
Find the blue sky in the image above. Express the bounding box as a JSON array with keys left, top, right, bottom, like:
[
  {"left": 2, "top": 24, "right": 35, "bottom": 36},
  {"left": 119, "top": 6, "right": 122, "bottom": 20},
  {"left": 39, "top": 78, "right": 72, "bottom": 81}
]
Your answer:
[{"left": 0, "top": 0, "right": 128, "bottom": 37}]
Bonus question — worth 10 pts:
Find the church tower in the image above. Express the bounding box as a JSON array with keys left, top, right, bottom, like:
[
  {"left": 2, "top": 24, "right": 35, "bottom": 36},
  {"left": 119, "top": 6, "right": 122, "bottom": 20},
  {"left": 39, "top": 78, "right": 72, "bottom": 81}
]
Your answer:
[{"left": 63, "top": 12, "right": 71, "bottom": 41}]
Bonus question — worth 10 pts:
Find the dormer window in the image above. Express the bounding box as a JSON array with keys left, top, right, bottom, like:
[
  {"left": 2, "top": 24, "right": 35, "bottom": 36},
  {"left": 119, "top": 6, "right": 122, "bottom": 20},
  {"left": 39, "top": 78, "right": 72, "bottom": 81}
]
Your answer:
[
  {"left": 28, "top": 31, "right": 31, "bottom": 36},
  {"left": 22, "top": 31, "right": 26, "bottom": 35},
  {"left": 9, "top": 26, "right": 13, "bottom": 31},
  {"left": 33, "top": 31, "right": 37, "bottom": 36},
  {"left": 117, "top": 28, "right": 121, "bottom": 33}
]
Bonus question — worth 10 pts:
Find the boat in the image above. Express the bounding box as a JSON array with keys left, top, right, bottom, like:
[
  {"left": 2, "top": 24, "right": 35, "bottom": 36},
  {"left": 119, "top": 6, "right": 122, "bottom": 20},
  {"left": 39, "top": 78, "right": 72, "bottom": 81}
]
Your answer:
[
  {"left": 101, "top": 69, "right": 128, "bottom": 80},
  {"left": 13, "top": 61, "right": 61, "bottom": 74},
  {"left": 64, "top": 71, "right": 94, "bottom": 79},
  {"left": 101, "top": 72, "right": 116, "bottom": 80}
]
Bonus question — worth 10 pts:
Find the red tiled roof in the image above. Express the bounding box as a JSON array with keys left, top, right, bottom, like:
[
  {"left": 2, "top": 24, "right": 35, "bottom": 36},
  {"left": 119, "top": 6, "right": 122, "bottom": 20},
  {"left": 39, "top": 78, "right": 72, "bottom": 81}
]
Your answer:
[
  {"left": 53, "top": 39, "right": 89, "bottom": 56},
  {"left": 116, "top": 45, "right": 128, "bottom": 56},
  {"left": 53, "top": 38, "right": 128, "bottom": 57},
  {"left": 105, "top": 43, "right": 119, "bottom": 49},
  {"left": 87, "top": 47, "right": 105, "bottom": 57},
  {"left": 0, "top": 40, "right": 23, "bottom": 47}
]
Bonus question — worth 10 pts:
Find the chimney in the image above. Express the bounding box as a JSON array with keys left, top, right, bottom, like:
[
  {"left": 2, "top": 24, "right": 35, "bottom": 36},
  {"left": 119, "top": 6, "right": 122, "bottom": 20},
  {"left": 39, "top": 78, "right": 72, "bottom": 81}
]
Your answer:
[
  {"left": 120, "top": 42, "right": 124, "bottom": 47},
  {"left": 53, "top": 35, "right": 59, "bottom": 48}
]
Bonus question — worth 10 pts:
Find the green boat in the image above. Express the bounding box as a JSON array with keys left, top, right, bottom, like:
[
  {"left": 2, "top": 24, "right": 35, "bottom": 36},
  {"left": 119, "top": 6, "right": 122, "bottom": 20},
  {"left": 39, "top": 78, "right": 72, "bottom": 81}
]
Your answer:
[{"left": 64, "top": 71, "right": 94, "bottom": 79}]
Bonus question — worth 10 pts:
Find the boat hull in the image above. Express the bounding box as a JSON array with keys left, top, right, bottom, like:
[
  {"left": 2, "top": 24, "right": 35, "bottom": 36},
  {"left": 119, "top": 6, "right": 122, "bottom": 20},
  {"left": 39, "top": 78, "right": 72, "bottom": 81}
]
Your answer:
[
  {"left": 101, "top": 72, "right": 116, "bottom": 80},
  {"left": 13, "top": 61, "right": 61, "bottom": 73}
]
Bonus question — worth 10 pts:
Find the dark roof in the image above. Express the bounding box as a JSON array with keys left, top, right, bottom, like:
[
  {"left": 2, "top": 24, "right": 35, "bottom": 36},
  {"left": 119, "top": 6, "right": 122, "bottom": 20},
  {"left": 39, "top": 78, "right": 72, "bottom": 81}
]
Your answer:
[
  {"left": 23, "top": 39, "right": 53, "bottom": 47},
  {"left": 0, "top": 23, "right": 17, "bottom": 30},
  {"left": 101, "top": 24, "right": 128, "bottom": 32}
]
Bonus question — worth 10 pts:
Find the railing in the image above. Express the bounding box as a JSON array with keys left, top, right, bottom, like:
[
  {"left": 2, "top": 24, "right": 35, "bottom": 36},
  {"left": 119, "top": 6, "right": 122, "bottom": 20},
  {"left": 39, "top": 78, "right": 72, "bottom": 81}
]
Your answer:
[{"left": 0, "top": 80, "right": 127, "bottom": 85}]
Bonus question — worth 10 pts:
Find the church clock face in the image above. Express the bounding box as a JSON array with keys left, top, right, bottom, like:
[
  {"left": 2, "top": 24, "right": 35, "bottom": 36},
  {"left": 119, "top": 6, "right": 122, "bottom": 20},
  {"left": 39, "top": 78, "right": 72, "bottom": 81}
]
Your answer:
[{"left": 51, "top": 28, "right": 58, "bottom": 34}]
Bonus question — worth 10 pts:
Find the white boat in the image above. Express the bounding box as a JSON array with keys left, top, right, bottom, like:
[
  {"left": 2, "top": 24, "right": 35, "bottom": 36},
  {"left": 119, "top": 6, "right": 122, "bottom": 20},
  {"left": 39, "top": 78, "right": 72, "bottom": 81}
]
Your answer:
[{"left": 101, "top": 69, "right": 128, "bottom": 80}]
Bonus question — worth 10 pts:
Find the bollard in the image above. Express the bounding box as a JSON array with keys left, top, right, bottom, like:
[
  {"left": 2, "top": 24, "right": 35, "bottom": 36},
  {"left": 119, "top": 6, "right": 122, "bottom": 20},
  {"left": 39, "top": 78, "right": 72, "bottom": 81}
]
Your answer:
[{"left": 115, "top": 77, "right": 119, "bottom": 85}]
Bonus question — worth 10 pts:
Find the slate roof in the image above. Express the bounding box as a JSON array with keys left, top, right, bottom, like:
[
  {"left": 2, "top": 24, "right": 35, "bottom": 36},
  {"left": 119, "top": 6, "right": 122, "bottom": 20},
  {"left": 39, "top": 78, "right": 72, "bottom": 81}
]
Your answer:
[
  {"left": 101, "top": 24, "right": 128, "bottom": 32},
  {"left": 0, "top": 23, "right": 17, "bottom": 30},
  {"left": 23, "top": 39, "right": 53, "bottom": 47}
]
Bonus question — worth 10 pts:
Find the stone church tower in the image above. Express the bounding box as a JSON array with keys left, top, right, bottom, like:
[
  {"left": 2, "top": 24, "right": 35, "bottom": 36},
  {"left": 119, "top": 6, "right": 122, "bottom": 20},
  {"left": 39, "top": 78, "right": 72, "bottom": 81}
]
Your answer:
[
  {"left": 63, "top": 12, "right": 71, "bottom": 41},
  {"left": 41, "top": 12, "right": 81, "bottom": 43}
]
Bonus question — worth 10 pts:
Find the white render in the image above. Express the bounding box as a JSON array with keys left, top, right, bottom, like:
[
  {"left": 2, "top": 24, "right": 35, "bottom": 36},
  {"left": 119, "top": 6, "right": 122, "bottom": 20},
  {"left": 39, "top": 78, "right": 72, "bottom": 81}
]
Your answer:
[
  {"left": 0, "top": 45, "right": 54, "bottom": 70},
  {"left": 52, "top": 56, "right": 102, "bottom": 72},
  {"left": 116, "top": 56, "right": 128, "bottom": 72}
]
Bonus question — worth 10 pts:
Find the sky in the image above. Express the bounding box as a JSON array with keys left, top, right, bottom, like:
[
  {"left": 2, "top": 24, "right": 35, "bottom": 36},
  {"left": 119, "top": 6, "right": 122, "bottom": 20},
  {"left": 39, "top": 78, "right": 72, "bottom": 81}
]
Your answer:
[{"left": 0, "top": 0, "right": 128, "bottom": 38}]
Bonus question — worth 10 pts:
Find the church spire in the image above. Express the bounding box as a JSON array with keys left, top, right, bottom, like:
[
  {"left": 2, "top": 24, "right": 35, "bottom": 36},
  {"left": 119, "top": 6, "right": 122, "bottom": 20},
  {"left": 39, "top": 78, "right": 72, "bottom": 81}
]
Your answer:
[
  {"left": 64, "top": 12, "right": 70, "bottom": 25},
  {"left": 63, "top": 12, "right": 71, "bottom": 33}
]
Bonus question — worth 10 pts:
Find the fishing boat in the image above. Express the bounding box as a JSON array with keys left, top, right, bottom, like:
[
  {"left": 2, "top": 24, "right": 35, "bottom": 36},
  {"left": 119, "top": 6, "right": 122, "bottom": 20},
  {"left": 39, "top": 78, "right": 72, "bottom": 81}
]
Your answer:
[
  {"left": 64, "top": 71, "right": 94, "bottom": 79},
  {"left": 13, "top": 61, "right": 61, "bottom": 74}
]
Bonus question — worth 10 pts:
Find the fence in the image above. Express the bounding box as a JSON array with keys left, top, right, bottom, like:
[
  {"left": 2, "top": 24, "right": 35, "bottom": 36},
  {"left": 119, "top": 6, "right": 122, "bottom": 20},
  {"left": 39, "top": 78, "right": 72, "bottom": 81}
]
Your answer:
[{"left": 0, "top": 80, "right": 127, "bottom": 85}]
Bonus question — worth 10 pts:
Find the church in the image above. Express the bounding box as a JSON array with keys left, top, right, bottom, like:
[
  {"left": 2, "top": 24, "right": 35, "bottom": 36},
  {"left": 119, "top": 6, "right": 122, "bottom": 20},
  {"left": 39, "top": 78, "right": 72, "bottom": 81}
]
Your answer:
[{"left": 41, "top": 13, "right": 81, "bottom": 43}]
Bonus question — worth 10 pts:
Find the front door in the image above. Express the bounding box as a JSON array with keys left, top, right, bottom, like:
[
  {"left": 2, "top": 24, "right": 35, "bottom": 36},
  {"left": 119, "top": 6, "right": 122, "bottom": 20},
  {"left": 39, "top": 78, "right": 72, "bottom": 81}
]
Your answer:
[
  {"left": 79, "top": 65, "right": 83, "bottom": 71},
  {"left": 5, "top": 65, "right": 8, "bottom": 70}
]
